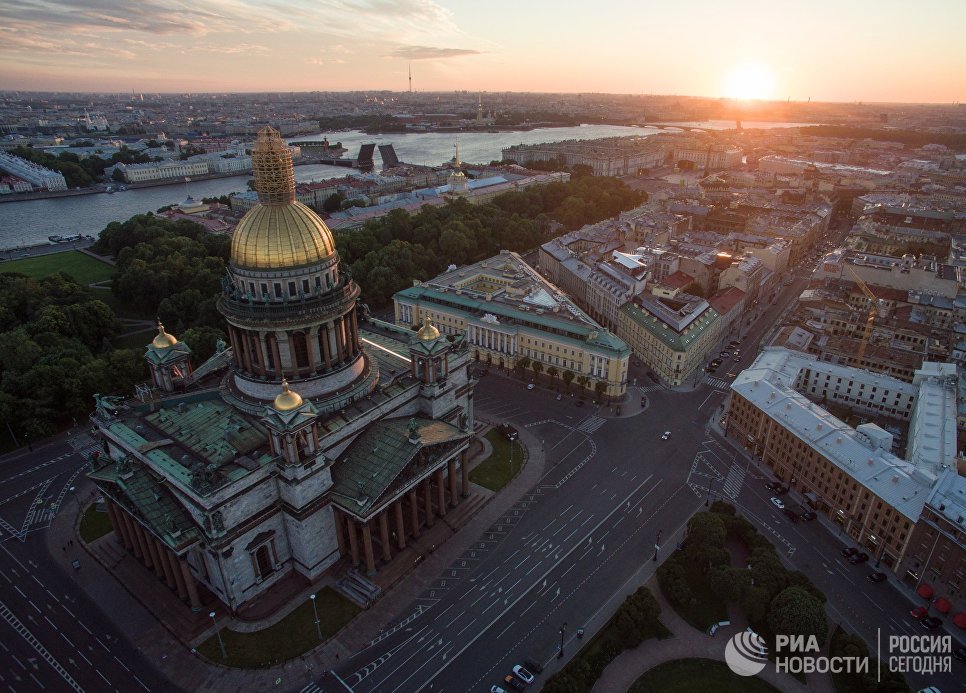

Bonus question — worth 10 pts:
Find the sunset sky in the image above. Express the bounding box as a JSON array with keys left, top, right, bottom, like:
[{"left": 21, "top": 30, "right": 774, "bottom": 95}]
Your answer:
[{"left": 2, "top": 0, "right": 964, "bottom": 102}]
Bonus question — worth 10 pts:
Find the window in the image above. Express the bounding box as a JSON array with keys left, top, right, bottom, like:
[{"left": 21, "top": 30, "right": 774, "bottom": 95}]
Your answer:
[
  {"left": 303, "top": 279, "right": 310, "bottom": 294},
  {"left": 274, "top": 282, "right": 283, "bottom": 298},
  {"left": 292, "top": 332, "right": 310, "bottom": 368},
  {"left": 288, "top": 281, "right": 297, "bottom": 297}
]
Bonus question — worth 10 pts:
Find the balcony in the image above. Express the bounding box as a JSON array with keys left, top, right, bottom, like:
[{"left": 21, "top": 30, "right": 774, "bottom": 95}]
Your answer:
[{"left": 218, "top": 282, "right": 359, "bottom": 326}]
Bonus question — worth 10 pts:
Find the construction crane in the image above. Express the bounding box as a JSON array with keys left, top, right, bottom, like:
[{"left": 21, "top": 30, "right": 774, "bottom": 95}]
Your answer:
[{"left": 844, "top": 264, "right": 882, "bottom": 364}]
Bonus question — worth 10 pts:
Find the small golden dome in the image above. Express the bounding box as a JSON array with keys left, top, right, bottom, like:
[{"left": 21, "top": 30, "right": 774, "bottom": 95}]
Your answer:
[
  {"left": 416, "top": 317, "right": 440, "bottom": 341},
  {"left": 273, "top": 379, "right": 303, "bottom": 411},
  {"left": 152, "top": 322, "right": 178, "bottom": 349},
  {"left": 230, "top": 202, "right": 337, "bottom": 270}
]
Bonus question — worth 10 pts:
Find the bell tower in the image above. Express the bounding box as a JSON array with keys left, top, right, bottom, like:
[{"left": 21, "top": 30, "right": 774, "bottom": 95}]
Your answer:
[{"left": 144, "top": 322, "right": 192, "bottom": 393}]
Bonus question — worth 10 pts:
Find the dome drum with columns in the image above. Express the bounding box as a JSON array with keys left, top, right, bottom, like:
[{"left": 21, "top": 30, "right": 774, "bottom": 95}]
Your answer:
[{"left": 217, "top": 127, "right": 375, "bottom": 406}]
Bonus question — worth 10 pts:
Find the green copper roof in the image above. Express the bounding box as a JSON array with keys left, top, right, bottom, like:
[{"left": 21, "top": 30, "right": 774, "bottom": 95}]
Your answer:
[
  {"left": 331, "top": 417, "right": 469, "bottom": 518},
  {"left": 620, "top": 300, "right": 719, "bottom": 352},
  {"left": 90, "top": 458, "right": 201, "bottom": 551},
  {"left": 145, "top": 400, "right": 271, "bottom": 467}
]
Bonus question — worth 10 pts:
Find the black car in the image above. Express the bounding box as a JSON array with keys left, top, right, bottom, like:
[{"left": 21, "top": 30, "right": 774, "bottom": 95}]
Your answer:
[
  {"left": 867, "top": 572, "right": 886, "bottom": 583},
  {"left": 783, "top": 508, "right": 799, "bottom": 523},
  {"left": 774, "top": 485, "right": 790, "bottom": 495},
  {"left": 848, "top": 552, "right": 870, "bottom": 564},
  {"left": 523, "top": 658, "right": 544, "bottom": 674},
  {"left": 920, "top": 616, "right": 943, "bottom": 630},
  {"left": 800, "top": 510, "right": 817, "bottom": 521},
  {"left": 841, "top": 547, "right": 858, "bottom": 558},
  {"left": 503, "top": 674, "right": 525, "bottom": 691},
  {"left": 765, "top": 481, "right": 782, "bottom": 492},
  {"left": 954, "top": 646, "right": 966, "bottom": 662}
]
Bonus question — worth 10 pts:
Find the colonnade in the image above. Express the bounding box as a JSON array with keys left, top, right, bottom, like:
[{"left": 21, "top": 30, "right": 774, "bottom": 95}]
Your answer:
[
  {"left": 228, "top": 307, "right": 361, "bottom": 380},
  {"left": 333, "top": 452, "right": 470, "bottom": 576},
  {"left": 103, "top": 499, "right": 203, "bottom": 611}
]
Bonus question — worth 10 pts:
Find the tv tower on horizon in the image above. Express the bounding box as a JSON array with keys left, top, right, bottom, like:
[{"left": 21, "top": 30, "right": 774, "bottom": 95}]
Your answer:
[{"left": 409, "top": 64, "right": 413, "bottom": 93}]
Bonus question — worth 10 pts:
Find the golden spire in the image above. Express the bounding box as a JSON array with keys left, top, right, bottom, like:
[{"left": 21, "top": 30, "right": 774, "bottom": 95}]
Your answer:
[
  {"left": 152, "top": 321, "right": 178, "bottom": 349},
  {"left": 454, "top": 140, "right": 462, "bottom": 168},
  {"left": 252, "top": 126, "right": 295, "bottom": 205},
  {"left": 273, "top": 378, "right": 304, "bottom": 411}
]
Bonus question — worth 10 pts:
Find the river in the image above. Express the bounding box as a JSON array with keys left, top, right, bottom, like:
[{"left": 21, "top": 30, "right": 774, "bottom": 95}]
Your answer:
[{"left": 0, "top": 121, "right": 811, "bottom": 250}]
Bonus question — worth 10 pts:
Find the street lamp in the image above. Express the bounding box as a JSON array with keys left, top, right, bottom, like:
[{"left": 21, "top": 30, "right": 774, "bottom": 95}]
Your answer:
[
  {"left": 704, "top": 476, "right": 717, "bottom": 507},
  {"left": 557, "top": 621, "right": 567, "bottom": 659},
  {"left": 653, "top": 529, "right": 662, "bottom": 562},
  {"left": 309, "top": 593, "right": 322, "bottom": 641},
  {"left": 209, "top": 611, "right": 227, "bottom": 660}
]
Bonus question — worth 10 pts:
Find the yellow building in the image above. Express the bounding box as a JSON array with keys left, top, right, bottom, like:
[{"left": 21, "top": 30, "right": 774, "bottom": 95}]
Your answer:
[{"left": 393, "top": 251, "right": 630, "bottom": 399}]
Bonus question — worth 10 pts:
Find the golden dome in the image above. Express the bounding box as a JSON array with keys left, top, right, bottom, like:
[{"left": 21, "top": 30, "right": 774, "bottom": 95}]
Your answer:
[
  {"left": 230, "top": 202, "right": 337, "bottom": 270},
  {"left": 416, "top": 317, "right": 440, "bottom": 341},
  {"left": 273, "top": 379, "right": 304, "bottom": 411},
  {"left": 152, "top": 322, "right": 178, "bottom": 349}
]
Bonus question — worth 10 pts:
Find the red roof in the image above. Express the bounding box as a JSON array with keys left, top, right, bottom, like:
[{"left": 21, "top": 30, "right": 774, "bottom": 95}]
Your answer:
[
  {"left": 709, "top": 286, "right": 746, "bottom": 315},
  {"left": 663, "top": 271, "right": 695, "bottom": 290}
]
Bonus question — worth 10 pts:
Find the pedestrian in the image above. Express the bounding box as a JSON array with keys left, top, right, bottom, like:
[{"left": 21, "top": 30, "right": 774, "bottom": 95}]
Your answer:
[
  {"left": 62, "top": 546, "right": 66, "bottom": 552},
  {"left": 68, "top": 540, "right": 73, "bottom": 547}
]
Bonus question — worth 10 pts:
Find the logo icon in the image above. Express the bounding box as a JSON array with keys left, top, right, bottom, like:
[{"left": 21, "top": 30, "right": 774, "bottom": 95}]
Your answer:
[{"left": 725, "top": 630, "right": 769, "bottom": 676}]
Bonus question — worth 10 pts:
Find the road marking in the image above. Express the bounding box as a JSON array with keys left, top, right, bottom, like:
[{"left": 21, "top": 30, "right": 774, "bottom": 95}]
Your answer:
[{"left": 0, "top": 600, "right": 83, "bottom": 692}]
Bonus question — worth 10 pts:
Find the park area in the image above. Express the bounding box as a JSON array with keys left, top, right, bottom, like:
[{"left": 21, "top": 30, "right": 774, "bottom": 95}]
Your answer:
[
  {"left": 0, "top": 250, "right": 113, "bottom": 285},
  {"left": 468, "top": 429, "right": 525, "bottom": 491}
]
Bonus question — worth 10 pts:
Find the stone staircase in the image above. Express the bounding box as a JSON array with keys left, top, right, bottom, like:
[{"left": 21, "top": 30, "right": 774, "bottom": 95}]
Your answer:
[
  {"left": 336, "top": 568, "right": 381, "bottom": 608},
  {"left": 442, "top": 491, "right": 491, "bottom": 532}
]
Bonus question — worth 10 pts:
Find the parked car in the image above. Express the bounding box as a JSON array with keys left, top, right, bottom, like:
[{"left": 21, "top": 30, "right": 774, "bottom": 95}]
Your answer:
[
  {"left": 661, "top": 431, "right": 671, "bottom": 440},
  {"left": 770, "top": 497, "right": 785, "bottom": 509},
  {"left": 783, "top": 508, "right": 799, "bottom": 523},
  {"left": 765, "top": 481, "right": 783, "bottom": 492},
  {"left": 512, "top": 665, "right": 535, "bottom": 684},
  {"left": 491, "top": 687, "right": 507, "bottom": 693},
  {"left": 527, "top": 383, "right": 534, "bottom": 390},
  {"left": 523, "top": 658, "right": 544, "bottom": 674},
  {"left": 503, "top": 674, "right": 525, "bottom": 691},
  {"left": 867, "top": 572, "right": 887, "bottom": 583},
  {"left": 920, "top": 616, "right": 943, "bottom": 630},
  {"left": 848, "top": 552, "right": 870, "bottom": 565},
  {"left": 800, "top": 510, "right": 817, "bottom": 521},
  {"left": 841, "top": 547, "right": 858, "bottom": 558},
  {"left": 774, "top": 485, "right": 790, "bottom": 495},
  {"left": 910, "top": 606, "right": 928, "bottom": 619}
]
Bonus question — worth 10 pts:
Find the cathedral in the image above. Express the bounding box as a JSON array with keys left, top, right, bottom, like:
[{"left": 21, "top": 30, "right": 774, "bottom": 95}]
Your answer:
[{"left": 88, "top": 127, "right": 476, "bottom": 613}]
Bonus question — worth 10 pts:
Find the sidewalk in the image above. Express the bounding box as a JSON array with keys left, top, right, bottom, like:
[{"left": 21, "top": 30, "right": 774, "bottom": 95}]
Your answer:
[
  {"left": 46, "top": 417, "right": 549, "bottom": 691},
  {"left": 590, "top": 578, "right": 830, "bottom": 693}
]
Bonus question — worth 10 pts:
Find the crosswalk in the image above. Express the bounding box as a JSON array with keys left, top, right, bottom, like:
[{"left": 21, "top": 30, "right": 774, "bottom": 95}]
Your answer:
[
  {"left": 576, "top": 415, "right": 606, "bottom": 435},
  {"left": 705, "top": 377, "right": 731, "bottom": 391},
  {"left": 721, "top": 464, "right": 745, "bottom": 499},
  {"left": 638, "top": 384, "right": 663, "bottom": 393}
]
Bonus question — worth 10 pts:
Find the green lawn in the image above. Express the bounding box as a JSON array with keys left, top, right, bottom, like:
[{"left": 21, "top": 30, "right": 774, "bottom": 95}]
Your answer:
[
  {"left": 79, "top": 503, "right": 114, "bottom": 543},
  {"left": 196, "top": 587, "right": 360, "bottom": 668},
  {"left": 0, "top": 251, "right": 114, "bottom": 285},
  {"left": 468, "top": 429, "right": 525, "bottom": 491},
  {"left": 113, "top": 329, "right": 157, "bottom": 350},
  {"left": 628, "top": 658, "right": 780, "bottom": 693}
]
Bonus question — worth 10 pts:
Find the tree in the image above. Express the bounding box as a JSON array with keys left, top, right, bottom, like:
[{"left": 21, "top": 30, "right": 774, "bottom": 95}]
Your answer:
[
  {"left": 322, "top": 192, "right": 344, "bottom": 213},
  {"left": 182, "top": 326, "right": 228, "bottom": 364},
  {"left": 767, "top": 586, "right": 828, "bottom": 649},
  {"left": 531, "top": 361, "right": 544, "bottom": 384},
  {"left": 594, "top": 380, "right": 607, "bottom": 402},
  {"left": 515, "top": 356, "right": 531, "bottom": 378},
  {"left": 546, "top": 365, "right": 559, "bottom": 387},
  {"left": 576, "top": 374, "right": 589, "bottom": 393},
  {"left": 562, "top": 370, "right": 575, "bottom": 393}
]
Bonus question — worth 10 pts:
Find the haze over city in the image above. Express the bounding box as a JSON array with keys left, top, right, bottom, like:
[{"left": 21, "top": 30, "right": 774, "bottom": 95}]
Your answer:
[{"left": 2, "top": 0, "right": 965, "bottom": 101}]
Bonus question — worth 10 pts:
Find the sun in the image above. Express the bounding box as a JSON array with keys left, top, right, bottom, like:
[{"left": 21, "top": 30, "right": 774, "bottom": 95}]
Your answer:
[{"left": 724, "top": 63, "right": 775, "bottom": 100}]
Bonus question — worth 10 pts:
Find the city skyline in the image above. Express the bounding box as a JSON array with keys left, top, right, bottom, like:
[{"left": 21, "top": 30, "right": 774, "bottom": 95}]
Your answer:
[{"left": 1, "top": 0, "right": 964, "bottom": 102}]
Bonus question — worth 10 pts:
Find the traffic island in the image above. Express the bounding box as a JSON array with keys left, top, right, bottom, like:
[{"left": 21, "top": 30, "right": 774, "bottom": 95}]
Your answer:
[
  {"left": 468, "top": 429, "right": 526, "bottom": 491},
  {"left": 194, "top": 586, "right": 359, "bottom": 668},
  {"left": 628, "top": 658, "right": 781, "bottom": 693},
  {"left": 78, "top": 501, "right": 113, "bottom": 543}
]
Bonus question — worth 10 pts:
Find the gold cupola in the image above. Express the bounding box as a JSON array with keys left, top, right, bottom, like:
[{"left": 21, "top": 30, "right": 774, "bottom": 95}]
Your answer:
[
  {"left": 152, "top": 322, "right": 178, "bottom": 349},
  {"left": 230, "top": 127, "right": 337, "bottom": 270},
  {"left": 416, "top": 316, "right": 441, "bottom": 341},
  {"left": 273, "top": 379, "right": 304, "bottom": 411}
]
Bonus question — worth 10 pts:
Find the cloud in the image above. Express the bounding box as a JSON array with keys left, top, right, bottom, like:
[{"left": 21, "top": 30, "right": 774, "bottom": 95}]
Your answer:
[{"left": 390, "top": 45, "right": 482, "bottom": 60}]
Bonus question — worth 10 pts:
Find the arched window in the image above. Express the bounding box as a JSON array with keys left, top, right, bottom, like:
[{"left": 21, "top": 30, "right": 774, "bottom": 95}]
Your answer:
[{"left": 292, "top": 332, "right": 310, "bottom": 369}]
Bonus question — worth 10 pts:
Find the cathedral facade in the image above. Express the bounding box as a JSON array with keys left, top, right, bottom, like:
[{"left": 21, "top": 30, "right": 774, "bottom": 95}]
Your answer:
[{"left": 88, "top": 128, "right": 476, "bottom": 613}]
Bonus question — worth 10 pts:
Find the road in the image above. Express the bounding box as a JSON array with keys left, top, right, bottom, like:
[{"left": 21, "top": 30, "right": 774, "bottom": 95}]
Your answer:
[{"left": 0, "top": 433, "right": 173, "bottom": 692}]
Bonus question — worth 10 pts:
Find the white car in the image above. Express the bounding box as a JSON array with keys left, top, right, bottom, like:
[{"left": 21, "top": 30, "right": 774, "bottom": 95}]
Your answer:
[
  {"left": 527, "top": 383, "right": 534, "bottom": 390},
  {"left": 512, "top": 665, "right": 535, "bottom": 684},
  {"left": 491, "top": 687, "right": 507, "bottom": 693},
  {"left": 770, "top": 497, "right": 785, "bottom": 510},
  {"left": 661, "top": 431, "right": 671, "bottom": 440}
]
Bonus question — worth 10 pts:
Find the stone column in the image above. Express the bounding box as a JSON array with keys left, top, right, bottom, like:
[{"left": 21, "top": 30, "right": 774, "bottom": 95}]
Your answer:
[
  {"left": 238, "top": 331, "right": 253, "bottom": 374},
  {"left": 335, "top": 318, "right": 346, "bottom": 364},
  {"left": 461, "top": 449, "right": 470, "bottom": 498},
  {"left": 327, "top": 322, "right": 338, "bottom": 366},
  {"left": 132, "top": 521, "right": 153, "bottom": 567},
  {"left": 121, "top": 512, "right": 142, "bottom": 558},
  {"left": 270, "top": 334, "right": 283, "bottom": 376},
  {"left": 423, "top": 478, "right": 435, "bottom": 527},
  {"left": 393, "top": 501, "right": 406, "bottom": 550},
  {"left": 435, "top": 468, "right": 447, "bottom": 517},
  {"left": 333, "top": 508, "right": 347, "bottom": 556},
  {"left": 253, "top": 332, "right": 267, "bottom": 376},
  {"left": 179, "top": 559, "right": 202, "bottom": 611},
  {"left": 408, "top": 490, "right": 421, "bottom": 538},
  {"left": 378, "top": 512, "right": 391, "bottom": 563},
  {"left": 277, "top": 333, "right": 293, "bottom": 373},
  {"left": 155, "top": 539, "right": 177, "bottom": 589},
  {"left": 351, "top": 309, "right": 361, "bottom": 353},
  {"left": 448, "top": 459, "right": 459, "bottom": 507},
  {"left": 145, "top": 533, "right": 166, "bottom": 578},
  {"left": 346, "top": 517, "right": 360, "bottom": 567},
  {"left": 361, "top": 523, "right": 376, "bottom": 576},
  {"left": 169, "top": 552, "right": 188, "bottom": 600},
  {"left": 319, "top": 325, "right": 332, "bottom": 370},
  {"left": 105, "top": 502, "right": 129, "bottom": 549},
  {"left": 309, "top": 326, "right": 323, "bottom": 372}
]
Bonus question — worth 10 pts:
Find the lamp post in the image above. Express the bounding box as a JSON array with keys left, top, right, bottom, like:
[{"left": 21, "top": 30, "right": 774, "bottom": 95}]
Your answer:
[
  {"left": 209, "top": 611, "right": 227, "bottom": 660},
  {"left": 557, "top": 621, "right": 567, "bottom": 659},
  {"left": 704, "top": 476, "right": 717, "bottom": 507},
  {"left": 309, "top": 593, "right": 322, "bottom": 641},
  {"left": 653, "top": 529, "right": 662, "bottom": 562}
]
